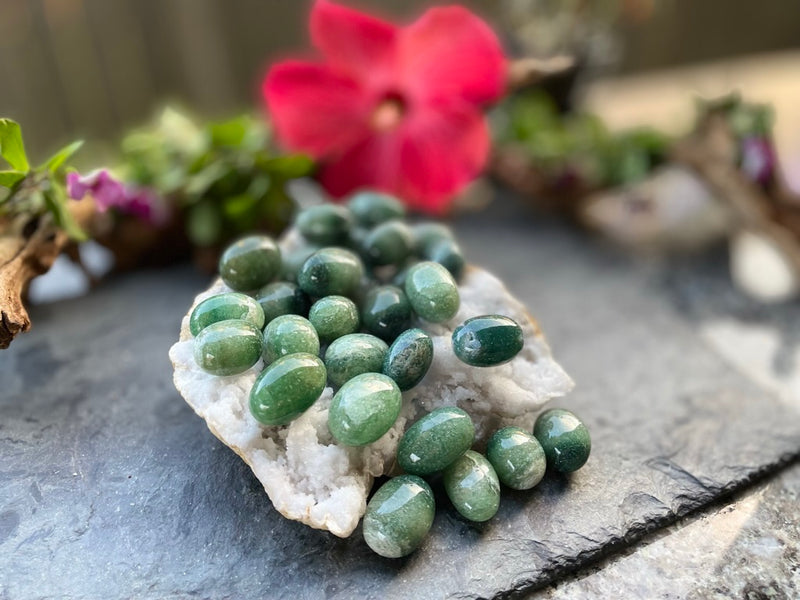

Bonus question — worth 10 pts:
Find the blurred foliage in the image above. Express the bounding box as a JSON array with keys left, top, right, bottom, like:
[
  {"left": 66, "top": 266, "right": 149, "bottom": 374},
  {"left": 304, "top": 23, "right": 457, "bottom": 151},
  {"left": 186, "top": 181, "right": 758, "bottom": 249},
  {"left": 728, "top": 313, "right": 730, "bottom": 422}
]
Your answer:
[
  {"left": 697, "top": 93, "right": 774, "bottom": 138},
  {"left": 0, "top": 118, "right": 85, "bottom": 239},
  {"left": 119, "top": 108, "right": 314, "bottom": 247}
]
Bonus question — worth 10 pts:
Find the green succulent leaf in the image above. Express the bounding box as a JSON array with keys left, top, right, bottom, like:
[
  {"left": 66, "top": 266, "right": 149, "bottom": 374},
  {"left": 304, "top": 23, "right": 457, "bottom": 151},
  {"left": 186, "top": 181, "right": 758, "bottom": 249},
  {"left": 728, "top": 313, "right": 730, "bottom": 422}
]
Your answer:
[
  {"left": 0, "top": 119, "right": 30, "bottom": 172},
  {"left": 43, "top": 185, "right": 87, "bottom": 241},
  {"left": 0, "top": 170, "right": 26, "bottom": 188},
  {"left": 40, "top": 140, "right": 84, "bottom": 173},
  {"left": 264, "top": 154, "right": 314, "bottom": 179}
]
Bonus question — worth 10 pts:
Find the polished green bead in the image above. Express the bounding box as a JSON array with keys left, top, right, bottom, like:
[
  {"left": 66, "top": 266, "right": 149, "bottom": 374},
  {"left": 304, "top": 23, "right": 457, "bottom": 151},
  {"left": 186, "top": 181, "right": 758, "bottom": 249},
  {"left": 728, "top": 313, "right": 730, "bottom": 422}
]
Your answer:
[
  {"left": 425, "top": 238, "right": 465, "bottom": 281},
  {"left": 193, "top": 319, "right": 263, "bottom": 376},
  {"left": 486, "top": 427, "right": 546, "bottom": 490},
  {"left": 296, "top": 204, "right": 352, "bottom": 245},
  {"left": 533, "top": 409, "right": 591, "bottom": 473},
  {"left": 382, "top": 328, "right": 433, "bottom": 391},
  {"left": 452, "top": 315, "right": 524, "bottom": 367},
  {"left": 249, "top": 353, "right": 327, "bottom": 426},
  {"left": 397, "top": 406, "right": 474, "bottom": 475},
  {"left": 189, "top": 292, "right": 265, "bottom": 336},
  {"left": 363, "top": 475, "right": 435, "bottom": 558},
  {"left": 411, "top": 222, "right": 454, "bottom": 255},
  {"left": 262, "top": 315, "right": 320, "bottom": 365},
  {"left": 219, "top": 235, "right": 281, "bottom": 292},
  {"left": 324, "top": 333, "right": 388, "bottom": 388},
  {"left": 361, "top": 285, "right": 412, "bottom": 342},
  {"left": 254, "top": 281, "right": 310, "bottom": 323},
  {"left": 328, "top": 373, "right": 402, "bottom": 446},
  {"left": 281, "top": 245, "right": 319, "bottom": 283},
  {"left": 347, "top": 191, "right": 405, "bottom": 227},
  {"left": 404, "top": 261, "right": 460, "bottom": 323},
  {"left": 308, "top": 295, "right": 360, "bottom": 343},
  {"left": 361, "top": 220, "right": 413, "bottom": 266},
  {"left": 443, "top": 450, "right": 501, "bottom": 522},
  {"left": 298, "top": 248, "right": 364, "bottom": 298}
]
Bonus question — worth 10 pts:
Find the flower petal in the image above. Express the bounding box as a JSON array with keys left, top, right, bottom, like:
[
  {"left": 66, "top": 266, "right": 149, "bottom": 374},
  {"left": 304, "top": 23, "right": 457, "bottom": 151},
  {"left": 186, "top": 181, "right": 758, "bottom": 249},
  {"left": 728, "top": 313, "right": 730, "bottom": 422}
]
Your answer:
[
  {"left": 263, "top": 61, "right": 370, "bottom": 157},
  {"left": 399, "top": 6, "right": 506, "bottom": 106},
  {"left": 310, "top": 0, "right": 398, "bottom": 83}
]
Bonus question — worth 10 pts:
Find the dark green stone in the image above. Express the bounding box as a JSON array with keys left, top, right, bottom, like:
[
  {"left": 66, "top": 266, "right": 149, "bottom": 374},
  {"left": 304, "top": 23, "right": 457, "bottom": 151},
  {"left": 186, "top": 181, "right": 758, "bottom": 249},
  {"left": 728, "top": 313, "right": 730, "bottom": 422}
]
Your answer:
[
  {"left": 219, "top": 235, "right": 281, "bottom": 292},
  {"left": 452, "top": 315, "right": 524, "bottom": 367},
  {"left": 324, "top": 333, "right": 388, "bottom": 388},
  {"left": 361, "top": 285, "right": 412, "bottom": 342},
  {"left": 533, "top": 409, "right": 591, "bottom": 473},
  {"left": 281, "top": 245, "right": 319, "bottom": 283},
  {"left": 193, "top": 319, "right": 263, "bottom": 376},
  {"left": 347, "top": 191, "right": 406, "bottom": 227},
  {"left": 425, "top": 238, "right": 465, "bottom": 281},
  {"left": 382, "top": 328, "right": 434, "bottom": 391},
  {"left": 361, "top": 220, "right": 413, "bottom": 266},
  {"left": 254, "top": 281, "right": 310, "bottom": 323},
  {"left": 404, "top": 262, "right": 460, "bottom": 323},
  {"left": 397, "top": 406, "right": 474, "bottom": 475},
  {"left": 411, "top": 222, "right": 454, "bottom": 255},
  {"left": 189, "top": 293, "right": 265, "bottom": 336},
  {"left": 249, "top": 353, "right": 327, "bottom": 426},
  {"left": 308, "top": 295, "right": 360, "bottom": 343},
  {"left": 262, "top": 315, "right": 320, "bottom": 365},
  {"left": 443, "top": 450, "right": 500, "bottom": 522},
  {"left": 328, "top": 373, "right": 402, "bottom": 446},
  {"left": 486, "top": 426, "right": 546, "bottom": 490},
  {"left": 298, "top": 248, "right": 364, "bottom": 298},
  {"left": 296, "top": 204, "right": 352, "bottom": 245},
  {"left": 362, "top": 475, "right": 434, "bottom": 558}
]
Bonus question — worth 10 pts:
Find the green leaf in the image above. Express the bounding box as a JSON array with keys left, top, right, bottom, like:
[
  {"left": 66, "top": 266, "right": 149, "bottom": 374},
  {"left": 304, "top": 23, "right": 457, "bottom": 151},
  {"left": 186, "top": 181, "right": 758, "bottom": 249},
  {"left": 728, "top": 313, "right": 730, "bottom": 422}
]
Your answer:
[
  {"left": 0, "top": 119, "right": 30, "bottom": 172},
  {"left": 263, "top": 154, "right": 314, "bottom": 179},
  {"left": 0, "top": 170, "right": 26, "bottom": 188},
  {"left": 208, "top": 116, "right": 249, "bottom": 148},
  {"left": 43, "top": 186, "right": 87, "bottom": 241},
  {"left": 40, "top": 140, "right": 83, "bottom": 173}
]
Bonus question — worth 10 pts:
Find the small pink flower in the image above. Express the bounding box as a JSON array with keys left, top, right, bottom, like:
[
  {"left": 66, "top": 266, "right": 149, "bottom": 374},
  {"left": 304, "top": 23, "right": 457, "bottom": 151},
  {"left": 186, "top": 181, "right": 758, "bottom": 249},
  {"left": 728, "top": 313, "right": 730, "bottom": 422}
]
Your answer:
[
  {"left": 67, "top": 170, "right": 169, "bottom": 226},
  {"left": 263, "top": 0, "right": 506, "bottom": 214}
]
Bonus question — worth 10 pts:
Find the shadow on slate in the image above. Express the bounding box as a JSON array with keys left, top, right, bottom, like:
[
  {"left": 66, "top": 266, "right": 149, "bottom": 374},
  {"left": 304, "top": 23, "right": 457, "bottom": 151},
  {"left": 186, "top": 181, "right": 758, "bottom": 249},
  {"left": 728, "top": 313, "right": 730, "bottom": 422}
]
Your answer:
[{"left": 2, "top": 196, "right": 800, "bottom": 600}]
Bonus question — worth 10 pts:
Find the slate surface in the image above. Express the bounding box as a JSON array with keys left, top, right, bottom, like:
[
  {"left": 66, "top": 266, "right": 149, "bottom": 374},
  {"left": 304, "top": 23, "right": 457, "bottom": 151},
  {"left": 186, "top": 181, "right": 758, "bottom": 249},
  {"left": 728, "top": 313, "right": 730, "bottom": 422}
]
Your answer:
[{"left": 2, "top": 198, "right": 800, "bottom": 599}]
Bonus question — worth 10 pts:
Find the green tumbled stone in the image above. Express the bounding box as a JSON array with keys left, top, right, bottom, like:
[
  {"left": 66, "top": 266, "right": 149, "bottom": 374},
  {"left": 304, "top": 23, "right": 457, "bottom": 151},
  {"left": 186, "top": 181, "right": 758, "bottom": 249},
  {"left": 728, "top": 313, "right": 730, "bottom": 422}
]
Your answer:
[
  {"left": 249, "top": 353, "right": 327, "bottom": 426},
  {"left": 443, "top": 450, "right": 501, "bottom": 522},
  {"left": 348, "top": 191, "right": 406, "bottom": 227},
  {"left": 486, "top": 426, "right": 546, "bottom": 490},
  {"left": 298, "top": 248, "right": 364, "bottom": 298},
  {"left": 397, "top": 406, "right": 475, "bottom": 475},
  {"left": 533, "top": 409, "right": 591, "bottom": 473},
  {"left": 328, "top": 373, "right": 402, "bottom": 446},
  {"left": 281, "top": 245, "right": 319, "bottom": 283},
  {"left": 189, "top": 293, "right": 265, "bottom": 336},
  {"left": 324, "top": 333, "right": 388, "bottom": 388},
  {"left": 308, "top": 295, "right": 360, "bottom": 343},
  {"left": 254, "top": 281, "right": 310, "bottom": 323},
  {"left": 219, "top": 235, "right": 281, "bottom": 292},
  {"left": 382, "top": 328, "right": 433, "bottom": 391},
  {"left": 411, "top": 222, "right": 454, "bottom": 255},
  {"left": 296, "top": 204, "right": 352, "bottom": 245},
  {"left": 193, "top": 319, "right": 263, "bottom": 376},
  {"left": 425, "top": 238, "right": 465, "bottom": 281},
  {"left": 452, "top": 315, "right": 524, "bottom": 367},
  {"left": 262, "top": 315, "right": 320, "bottom": 365},
  {"left": 363, "top": 475, "right": 435, "bottom": 558},
  {"left": 361, "top": 285, "right": 412, "bottom": 342},
  {"left": 404, "top": 261, "right": 460, "bottom": 323},
  {"left": 361, "top": 220, "right": 413, "bottom": 266}
]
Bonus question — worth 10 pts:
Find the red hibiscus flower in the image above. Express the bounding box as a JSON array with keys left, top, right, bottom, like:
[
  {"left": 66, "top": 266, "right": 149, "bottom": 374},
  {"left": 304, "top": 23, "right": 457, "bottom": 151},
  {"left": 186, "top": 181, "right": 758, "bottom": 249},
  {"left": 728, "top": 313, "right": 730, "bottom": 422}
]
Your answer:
[{"left": 263, "top": 0, "right": 506, "bottom": 214}]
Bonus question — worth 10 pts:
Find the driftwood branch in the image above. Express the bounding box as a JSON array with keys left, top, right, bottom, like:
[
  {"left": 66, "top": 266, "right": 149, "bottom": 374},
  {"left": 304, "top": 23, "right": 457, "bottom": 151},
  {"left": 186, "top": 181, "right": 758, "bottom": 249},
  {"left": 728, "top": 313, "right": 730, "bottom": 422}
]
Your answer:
[{"left": 507, "top": 56, "right": 576, "bottom": 93}]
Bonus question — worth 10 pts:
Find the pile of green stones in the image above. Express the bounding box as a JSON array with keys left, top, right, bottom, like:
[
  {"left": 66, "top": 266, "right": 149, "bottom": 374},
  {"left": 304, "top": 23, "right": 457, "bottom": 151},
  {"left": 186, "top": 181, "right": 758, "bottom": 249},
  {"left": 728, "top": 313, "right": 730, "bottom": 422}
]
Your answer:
[{"left": 188, "top": 191, "right": 591, "bottom": 557}]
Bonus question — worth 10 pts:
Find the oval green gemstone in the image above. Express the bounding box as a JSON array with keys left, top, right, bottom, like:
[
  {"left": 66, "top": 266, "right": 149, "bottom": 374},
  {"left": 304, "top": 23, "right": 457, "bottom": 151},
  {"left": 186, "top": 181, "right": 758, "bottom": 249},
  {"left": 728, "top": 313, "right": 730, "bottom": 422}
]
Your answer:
[
  {"left": 533, "top": 409, "right": 591, "bottom": 473},
  {"left": 486, "top": 426, "right": 546, "bottom": 490},
  {"left": 219, "top": 235, "right": 281, "bottom": 292},
  {"left": 361, "top": 285, "right": 412, "bottom": 342},
  {"left": 397, "top": 406, "right": 474, "bottom": 475},
  {"left": 296, "top": 204, "right": 352, "bottom": 245},
  {"left": 382, "top": 328, "right": 433, "bottom": 391},
  {"left": 262, "top": 315, "right": 320, "bottom": 365},
  {"left": 361, "top": 220, "right": 413, "bottom": 266},
  {"left": 249, "top": 353, "right": 327, "bottom": 426},
  {"left": 404, "top": 261, "right": 460, "bottom": 323},
  {"left": 452, "top": 315, "right": 524, "bottom": 367},
  {"left": 347, "top": 191, "right": 406, "bottom": 227},
  {"left": 324, "top": 333, "right": 388, "bottom": 388},
  {"left": 411, "top": 222, "right": 454, "bottom": 255},
  {"left": 193, "top": 319, "right": 263, "bottom": 376},
  {"left": 281, "top": 245, "right": 319, "bottom": 283},
  {"left": 425, "top": 238, "right": 465, "bottom": 281},
  {"left": 363, "top": 475, "right": 435, "bottom": 558},
  {"left": 443, "top": 450, "right": 500, "bottom": 522},
  {"left": 298, "top": 248, "right": 364, "bottom": 298},
  {"left": 328, "top": 373, "right": 402, "bottom": 446},
  {"left": 189, "top": 292, "right": 265, "bottom": 336},
  {"left": 308, "top": 295, "right": 360, "bottom": 343},
  {"left": 254, "top": 281, "right": 310, "bottom": 323}
]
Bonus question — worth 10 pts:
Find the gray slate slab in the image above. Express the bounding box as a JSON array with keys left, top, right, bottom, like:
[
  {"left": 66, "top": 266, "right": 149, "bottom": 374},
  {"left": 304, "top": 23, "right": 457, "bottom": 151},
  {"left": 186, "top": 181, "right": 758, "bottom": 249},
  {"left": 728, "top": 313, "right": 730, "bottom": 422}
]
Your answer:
[{"left": 2, "top": 199, "right": 800, "bottom": 599}]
